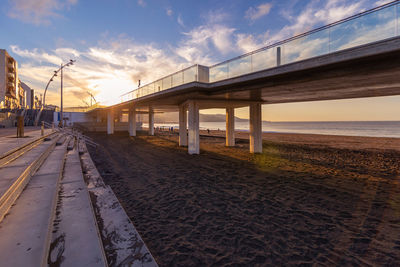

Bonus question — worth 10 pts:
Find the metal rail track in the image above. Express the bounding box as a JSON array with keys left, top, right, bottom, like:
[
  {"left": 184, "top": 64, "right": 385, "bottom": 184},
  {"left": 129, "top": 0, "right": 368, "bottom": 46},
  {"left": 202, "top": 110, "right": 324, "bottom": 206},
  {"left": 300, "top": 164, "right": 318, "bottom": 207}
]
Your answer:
[
  {"left": 0, "top": 131, "right": 57, "bottom": 167},
  {"left": 0, "top": 134, "right": 62, "bottom": 222}
]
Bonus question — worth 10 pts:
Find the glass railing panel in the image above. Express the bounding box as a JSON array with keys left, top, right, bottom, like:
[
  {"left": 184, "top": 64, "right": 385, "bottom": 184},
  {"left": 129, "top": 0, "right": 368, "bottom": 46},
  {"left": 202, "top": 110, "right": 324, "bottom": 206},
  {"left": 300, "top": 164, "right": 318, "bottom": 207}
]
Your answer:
[
  {"left": 142, "top": 85, "right": 148, "bottom": 96},
  {"left": 282, "top": 29, "right": 329, "bottom": 65},
  {"left": 150, "top": 83, "right": 156, "bottom": 94},
  {"left": 397, "top": 3, "right": 400, "bottom": 36},
  {"left": 183, "top": 66, "right": 197, "bottom": 83},
  {"left": 125, "top": 93, "right": 131, "bottom": 101},
  {"left": 228, "top": 55, "right": 252, "bottom": 78},
  {"left": 148, "top": 83, "right": 154, "bottom": 95},
  {"left": 162, "top": 76, "right": 172, "bottom": 90},
  {"left": 172, "top": 72, "right": 183, "bottom": 87},
  {"left": 119, "top": 4, "right": 398, "bottom": 105},
  {"left": 330, "top": 5, "right": 396, "bottom": 52},
  {"left": 142, "top": 86, "right": 147, "bottom": 97},
  {"left": 252, "top": 48, "right": 276, "bottom": 72},
  {"left": 154, "top": 80, "right": 162, "bottom": 92},
  {"left": 209, "top": 63, "right": 228, "bottom": 82}
]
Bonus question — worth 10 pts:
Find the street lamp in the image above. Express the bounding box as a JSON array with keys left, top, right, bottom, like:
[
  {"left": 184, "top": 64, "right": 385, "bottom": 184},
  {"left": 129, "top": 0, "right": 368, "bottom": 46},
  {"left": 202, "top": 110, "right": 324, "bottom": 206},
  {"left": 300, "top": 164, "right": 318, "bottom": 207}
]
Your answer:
[{"left": 42, "top": 59, "right": 75, "bottom": 126}]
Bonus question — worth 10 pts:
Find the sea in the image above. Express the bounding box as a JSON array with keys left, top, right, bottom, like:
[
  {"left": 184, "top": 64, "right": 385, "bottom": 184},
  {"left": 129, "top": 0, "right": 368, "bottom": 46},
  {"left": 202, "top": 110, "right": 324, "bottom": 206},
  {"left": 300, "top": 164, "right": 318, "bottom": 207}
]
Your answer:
[{"left": 150, "top": 121, "right": 400, "bottom": 138}]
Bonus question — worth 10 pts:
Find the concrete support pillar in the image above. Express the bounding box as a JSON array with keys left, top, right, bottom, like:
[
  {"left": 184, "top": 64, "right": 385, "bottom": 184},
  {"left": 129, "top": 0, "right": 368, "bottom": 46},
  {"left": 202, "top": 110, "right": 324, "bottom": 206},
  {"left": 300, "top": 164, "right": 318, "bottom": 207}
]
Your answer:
[
  {"left": 128, "top": 106, "right": 136, "bottom": 136},
  {"left": 148, "top": 107, "right": 154, "bottom": 136},
  {"left": 179, "top": 105, "right": 188, "bottom": 146},
  {"left": 188, "top": 100, "right": 199, "bottom": 154},
  {"left": 249, "top": 103, "right": 262, "bottom": 153},
  {"left": 107, "top": 109, "right": 114, "bottom": 135},
  {"left": 226, "top": 107, "right": 235, "bottom": 147}
]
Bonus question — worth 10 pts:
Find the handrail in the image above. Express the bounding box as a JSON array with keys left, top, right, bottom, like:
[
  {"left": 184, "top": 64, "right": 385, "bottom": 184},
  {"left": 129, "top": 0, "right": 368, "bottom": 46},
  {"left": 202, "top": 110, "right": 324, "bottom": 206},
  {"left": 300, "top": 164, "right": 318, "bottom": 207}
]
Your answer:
[
  {"left": 209, "top": 0, "right": 400, "bottom": 68},
  {"left": 113, "top": 0, "right": 400, "bottom": 105},
  {"left": 43, "top": 122, "right": 98, "bottom": 148},
  {"left": 121, "top": 64, "right": 200, "bottom": 97},
  {"left": 120, "top": 64, "right": 200, "bottom": 99}
]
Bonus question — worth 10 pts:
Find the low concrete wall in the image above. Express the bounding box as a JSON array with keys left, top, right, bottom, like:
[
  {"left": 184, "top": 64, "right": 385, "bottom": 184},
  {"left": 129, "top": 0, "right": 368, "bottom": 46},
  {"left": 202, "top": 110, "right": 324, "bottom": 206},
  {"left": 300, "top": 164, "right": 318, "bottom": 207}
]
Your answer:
[
  {"left": 0, "top": 112, "right": 16, "bottom": 127},
  {"left": 54, "top": 112, "right": 90, "bottom": 127}
]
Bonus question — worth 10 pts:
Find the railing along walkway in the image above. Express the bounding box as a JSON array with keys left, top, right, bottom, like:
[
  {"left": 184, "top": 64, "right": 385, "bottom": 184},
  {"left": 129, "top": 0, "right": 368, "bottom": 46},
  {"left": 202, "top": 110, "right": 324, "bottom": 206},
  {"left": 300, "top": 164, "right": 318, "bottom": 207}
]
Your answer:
[{"left": 119, "top": 1, "right": 400, "bottom": 104}]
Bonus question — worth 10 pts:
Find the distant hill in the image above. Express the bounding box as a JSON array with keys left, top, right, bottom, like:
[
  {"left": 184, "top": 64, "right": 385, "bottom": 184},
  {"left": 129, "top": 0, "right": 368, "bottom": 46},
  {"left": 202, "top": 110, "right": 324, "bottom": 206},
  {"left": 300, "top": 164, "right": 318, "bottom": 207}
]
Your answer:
[
  {"left": 199, "top": 114, "right": 248, "bottom": 122},
  {"left": 153, "top": 112, "right": 249, "bottom": 123}
]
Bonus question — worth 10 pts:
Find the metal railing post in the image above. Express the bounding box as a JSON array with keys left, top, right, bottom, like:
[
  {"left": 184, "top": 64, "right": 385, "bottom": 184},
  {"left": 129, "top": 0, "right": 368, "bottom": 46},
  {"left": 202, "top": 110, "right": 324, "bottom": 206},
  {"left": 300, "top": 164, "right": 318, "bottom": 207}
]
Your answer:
[{"left": 277, "top": 47, "right": 281, "bottom": 66}]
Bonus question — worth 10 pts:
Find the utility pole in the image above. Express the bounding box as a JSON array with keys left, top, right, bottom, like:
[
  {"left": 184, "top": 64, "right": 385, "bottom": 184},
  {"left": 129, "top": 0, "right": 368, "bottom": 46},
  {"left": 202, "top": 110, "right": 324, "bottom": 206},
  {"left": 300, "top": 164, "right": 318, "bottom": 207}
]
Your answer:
[{"left": 61, "top": 63, "right": 63, "bottom": 127}]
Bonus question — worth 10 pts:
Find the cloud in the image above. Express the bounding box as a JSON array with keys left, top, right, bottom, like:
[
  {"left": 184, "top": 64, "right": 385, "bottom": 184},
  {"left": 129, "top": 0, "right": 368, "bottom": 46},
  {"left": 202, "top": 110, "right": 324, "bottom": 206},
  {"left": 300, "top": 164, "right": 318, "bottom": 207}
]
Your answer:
[
  {"left": 12, "top": 36, "right": 190, "bottom": 106},
  {"left": 176, "top": 24, "right": 236, "bottom": 64},
  {"left": 245, "top": 3, "right": 272, "bottom": 21},
  {"left": 12, "top": 0, "right": 386, "bottom": 108},
  {"left": 236, "top": 33, "right": 266, "bottom": 53},
  {"left": 10, "top": 45, "right": 62, "bottom": 65},
  {"left": 7, "top": 0, "right": 77, "bottom": 25},
  {"left": 166, "top": 7, "right": 173, "bottom": 17},
  {"left": 137, "top": 0, "right": 146, "bottom": 7},
  {"left": 374, "top": 0, "right": 392, "bottom": 6},
  {"left": 273, "top": 0, "right": 365, "bottom": 41},
  {"left": 177, "top": 14, "right": 184, "bottom": 27},
  {"left": 175, "top": 10, "right": 236, "bottom": 63}
]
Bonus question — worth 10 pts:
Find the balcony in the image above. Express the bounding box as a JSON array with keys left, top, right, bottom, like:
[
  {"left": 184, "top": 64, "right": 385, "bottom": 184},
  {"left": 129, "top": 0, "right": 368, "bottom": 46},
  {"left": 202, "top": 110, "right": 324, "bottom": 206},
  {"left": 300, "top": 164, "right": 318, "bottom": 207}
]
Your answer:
[
  {"left": 8, "top": 66, "right": 15, "bottom": 73},
  {"left": 7, "top": 73, "right": 15, "bottom": 82},
  {"left": 6, "top": 83, "right": 16, "bottom": 98},
  {"left": 19, "top": 88, "right": 24, "bottom": 97}
]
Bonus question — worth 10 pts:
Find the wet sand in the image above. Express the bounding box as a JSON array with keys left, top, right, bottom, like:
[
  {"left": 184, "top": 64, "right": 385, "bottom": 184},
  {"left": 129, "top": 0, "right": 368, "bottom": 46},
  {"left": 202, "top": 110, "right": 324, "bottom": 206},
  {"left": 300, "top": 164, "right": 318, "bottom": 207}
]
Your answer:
[{"left": 86, "top": 131, "right": 400, "bottom": 266}]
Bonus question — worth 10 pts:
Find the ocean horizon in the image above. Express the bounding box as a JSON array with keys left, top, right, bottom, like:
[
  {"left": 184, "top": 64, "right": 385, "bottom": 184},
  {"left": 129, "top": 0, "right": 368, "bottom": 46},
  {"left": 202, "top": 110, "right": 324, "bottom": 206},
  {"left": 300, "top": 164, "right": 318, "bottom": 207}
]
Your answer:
[{"left": 146, "top": 121, "right": 400, "bottom": 138}]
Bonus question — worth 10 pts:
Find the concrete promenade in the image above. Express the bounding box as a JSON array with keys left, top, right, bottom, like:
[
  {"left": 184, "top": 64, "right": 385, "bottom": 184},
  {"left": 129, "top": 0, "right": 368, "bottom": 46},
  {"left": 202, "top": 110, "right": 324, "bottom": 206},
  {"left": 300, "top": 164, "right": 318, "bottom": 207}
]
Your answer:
[
  {"left": 0, "top": 128, "right": 52, "bottom": 157},
  {"left": 0, "top": 128, "right": 158, "bottom": 266}
]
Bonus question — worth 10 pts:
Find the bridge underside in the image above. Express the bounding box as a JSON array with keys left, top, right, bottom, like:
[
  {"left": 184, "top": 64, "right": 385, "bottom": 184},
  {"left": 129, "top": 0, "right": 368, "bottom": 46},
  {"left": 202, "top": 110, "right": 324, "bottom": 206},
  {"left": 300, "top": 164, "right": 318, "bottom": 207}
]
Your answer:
[{"left": 88, "top": 37, "right": 400, "bottom": 154}]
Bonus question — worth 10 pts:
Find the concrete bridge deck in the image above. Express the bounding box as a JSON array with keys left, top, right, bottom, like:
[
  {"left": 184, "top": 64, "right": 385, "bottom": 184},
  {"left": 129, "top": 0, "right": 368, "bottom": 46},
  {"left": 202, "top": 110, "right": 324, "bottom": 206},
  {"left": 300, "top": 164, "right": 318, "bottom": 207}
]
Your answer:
[{"left": 86, "top": 2, "right": 400, "bottom": 154}]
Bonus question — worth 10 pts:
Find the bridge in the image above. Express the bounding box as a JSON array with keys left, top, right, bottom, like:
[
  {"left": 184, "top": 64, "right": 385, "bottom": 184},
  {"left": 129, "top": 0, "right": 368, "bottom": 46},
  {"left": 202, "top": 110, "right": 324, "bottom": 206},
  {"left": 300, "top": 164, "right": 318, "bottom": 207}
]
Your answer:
[{"left": 88, "top": 1, "right": 400, "bottom": 154}]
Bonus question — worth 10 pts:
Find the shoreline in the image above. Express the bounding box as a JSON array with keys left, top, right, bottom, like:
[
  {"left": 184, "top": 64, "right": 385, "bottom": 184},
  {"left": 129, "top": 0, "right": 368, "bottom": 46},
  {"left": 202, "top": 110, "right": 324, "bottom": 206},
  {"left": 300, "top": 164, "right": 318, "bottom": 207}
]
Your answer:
[
  {"left": 151, "top": 120, "right": 400, "bottom": 139},
  {"left": 152, "top": 129, "right": 400, "bottom": 152}
]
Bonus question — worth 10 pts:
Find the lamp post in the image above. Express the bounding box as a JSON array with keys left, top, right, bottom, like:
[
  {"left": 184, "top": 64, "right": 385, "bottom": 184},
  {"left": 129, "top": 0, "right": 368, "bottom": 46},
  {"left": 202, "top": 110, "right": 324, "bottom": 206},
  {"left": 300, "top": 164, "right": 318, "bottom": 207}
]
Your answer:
[{"left": 42, "top": 59, "right": 75, "bottom": 126}]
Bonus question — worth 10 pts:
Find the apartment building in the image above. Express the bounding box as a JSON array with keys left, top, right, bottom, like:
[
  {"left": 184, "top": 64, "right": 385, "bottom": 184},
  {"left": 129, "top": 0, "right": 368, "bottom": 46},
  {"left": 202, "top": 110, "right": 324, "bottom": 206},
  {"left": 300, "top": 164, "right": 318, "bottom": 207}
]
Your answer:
[
  {"left": 0, "top": 49, "right": 21, "bottom": 109},
  {"left": 20, "top": 81, "right": 35, "bottom": 109}
]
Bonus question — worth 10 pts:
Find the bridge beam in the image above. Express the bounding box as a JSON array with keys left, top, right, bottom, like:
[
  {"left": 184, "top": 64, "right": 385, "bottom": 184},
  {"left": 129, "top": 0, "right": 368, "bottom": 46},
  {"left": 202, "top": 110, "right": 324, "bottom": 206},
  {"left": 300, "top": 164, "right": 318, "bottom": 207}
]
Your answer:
[
  {"left": 226, "top": 107, "right": 235, "bottom": 147},
  {"left": 107, "top": 109, "right": 114, "bottom": 135},
  {"left": 148, "top": 107, "right": 154, "bottom": 136},
  {"left": 96, "top": 112, "right": 102, "bottom": 122},
  {"left": 128, "top": 106, "right": 136, "bottom": 137},
  {"left": 249, "top": 103, "right": 262, "bottom": 153},
  {"left": 179, "top": 105, "right": 187, "bottom": 146},
  {"left": 188, "top": 100, "right": 199, "bottom": 154}
]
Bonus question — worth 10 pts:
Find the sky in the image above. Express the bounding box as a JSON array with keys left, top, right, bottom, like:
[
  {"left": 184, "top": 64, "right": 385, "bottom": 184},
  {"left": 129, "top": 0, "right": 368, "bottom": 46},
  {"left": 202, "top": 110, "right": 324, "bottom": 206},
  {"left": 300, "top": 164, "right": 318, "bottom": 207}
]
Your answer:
[{"left": 0, "top": 0, "right": 399, "bottom": 121}]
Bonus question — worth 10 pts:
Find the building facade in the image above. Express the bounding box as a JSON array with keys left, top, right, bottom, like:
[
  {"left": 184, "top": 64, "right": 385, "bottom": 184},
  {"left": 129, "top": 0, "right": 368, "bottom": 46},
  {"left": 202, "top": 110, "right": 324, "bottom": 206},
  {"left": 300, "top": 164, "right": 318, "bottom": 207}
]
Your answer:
[
  {"left": 20, "top": 81, "right": 34, "bottom": 109},
  {"left": 0, "top": 49, "right": 20, "bottom": 109}
]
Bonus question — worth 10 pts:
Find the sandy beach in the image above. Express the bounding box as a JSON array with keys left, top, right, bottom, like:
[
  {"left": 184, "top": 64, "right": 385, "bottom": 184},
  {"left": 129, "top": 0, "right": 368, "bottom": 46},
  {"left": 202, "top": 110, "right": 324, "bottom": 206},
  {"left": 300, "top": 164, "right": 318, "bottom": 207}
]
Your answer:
[{"left": 86, "top": 131, "right": 400, "bottom": 266}]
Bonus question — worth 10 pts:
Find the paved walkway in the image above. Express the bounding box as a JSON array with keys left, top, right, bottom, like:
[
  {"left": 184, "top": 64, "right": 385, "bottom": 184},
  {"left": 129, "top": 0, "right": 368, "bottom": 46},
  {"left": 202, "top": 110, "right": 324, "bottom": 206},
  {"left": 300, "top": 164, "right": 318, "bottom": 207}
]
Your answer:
[
  {"left": 0, "top": 128, "right": 52, "bottom": 157},
  {"left": 0, "top": 126, "right": 44, "bottom": 137}
]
